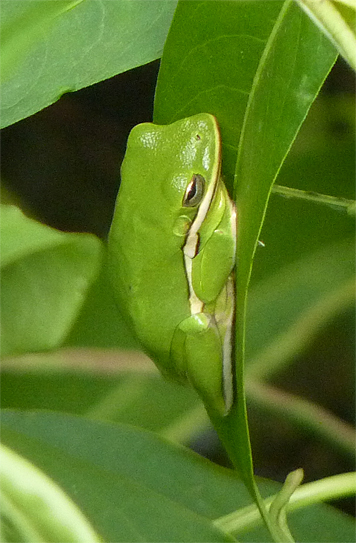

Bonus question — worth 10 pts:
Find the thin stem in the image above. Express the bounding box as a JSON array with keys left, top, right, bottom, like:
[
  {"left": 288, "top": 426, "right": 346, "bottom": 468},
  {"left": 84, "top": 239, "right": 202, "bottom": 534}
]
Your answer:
[
  {"left": 246, "top": 380, "right": 356, "bottom": 459},
  {"left": 269, "top": 469, "right": 305, "bottom": 543},
  {"left": 272, "top": 184, "right": 355, "bottom": 215},
  {"left": 214, "top": 472, "right": 356, "bottom": 536}
]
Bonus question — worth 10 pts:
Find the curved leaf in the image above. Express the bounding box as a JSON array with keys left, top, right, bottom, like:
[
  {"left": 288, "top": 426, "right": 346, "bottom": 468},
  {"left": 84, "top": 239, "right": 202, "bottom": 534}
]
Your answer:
[
  {"left": 296, "top": 0, "right": 356, "bottom": 70},
  {"left": 153, "top": 0, "right": 338, "bottom": 536},
  {"left": 1, "top": 0, "right": 177, "bottom": 128},
  {"left": 1, "top": 205, "right": 102, "bottom": 356},
  {"left": 1, "top": 411, "right": 355, "bottom": 543},
  {"left": 0, "top": 443, "right": 101, "bottom": 543}
]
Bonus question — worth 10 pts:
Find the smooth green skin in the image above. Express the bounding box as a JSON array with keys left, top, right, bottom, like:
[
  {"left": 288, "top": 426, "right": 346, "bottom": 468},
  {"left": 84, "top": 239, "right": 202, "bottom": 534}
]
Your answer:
[{"left": 109, "top": 113, "right": 236, "bottom": 415}]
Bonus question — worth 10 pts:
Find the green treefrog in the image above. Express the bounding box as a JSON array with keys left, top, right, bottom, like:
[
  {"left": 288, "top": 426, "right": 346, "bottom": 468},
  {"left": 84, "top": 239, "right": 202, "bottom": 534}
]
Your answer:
[{"left": 108, "top": 113, "right": 236, "bottom": 415}]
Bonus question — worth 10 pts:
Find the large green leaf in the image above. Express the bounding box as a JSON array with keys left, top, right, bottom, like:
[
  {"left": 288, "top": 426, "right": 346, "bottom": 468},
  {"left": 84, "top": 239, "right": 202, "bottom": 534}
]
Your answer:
[
  {"left": 154, "top": 0, "right": 337, "bottom": 191},
  {"left": 1, "top": 411, "right": 355, "bottom": 543},
  {"left": 1, "top": 0, "right": 177, "bottom": 128},
  {"left": 0, "top": 205, "right": 102, "bottom": 356},
  {"left": 153, "top": 0, "right": 338, "bottom": 526},
  {"left": 1, "top": 411, "right": 239, "bottom": 543}
]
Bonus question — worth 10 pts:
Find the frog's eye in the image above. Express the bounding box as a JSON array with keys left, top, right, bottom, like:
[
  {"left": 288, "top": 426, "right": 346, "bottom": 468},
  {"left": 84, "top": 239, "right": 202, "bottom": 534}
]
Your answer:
[{"left": 183, "top": 174, "right": 205, "bottom": 207}]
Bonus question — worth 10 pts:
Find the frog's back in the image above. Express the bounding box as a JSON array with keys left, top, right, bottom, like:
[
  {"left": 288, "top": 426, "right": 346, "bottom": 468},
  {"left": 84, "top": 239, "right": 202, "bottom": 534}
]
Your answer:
[
  {"left": 109, "top": 195, "right": 189, "bottom": 373},
  {"left": 108, "top": 113, "right": 219, "bottom": 375}
]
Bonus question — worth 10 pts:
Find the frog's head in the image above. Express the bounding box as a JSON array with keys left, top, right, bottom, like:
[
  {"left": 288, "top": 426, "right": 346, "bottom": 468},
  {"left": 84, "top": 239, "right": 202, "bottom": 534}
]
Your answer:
[{"left": 121, "top": 113, "right": 221, "bottom": 240}]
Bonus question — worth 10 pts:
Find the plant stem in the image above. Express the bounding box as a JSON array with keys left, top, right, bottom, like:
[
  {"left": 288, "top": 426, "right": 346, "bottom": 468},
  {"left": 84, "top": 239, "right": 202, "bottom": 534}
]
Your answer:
[
  {"left": 272, "top": 184, "right": 355, "bottom": 215},
  {"left": 214, "top": 472, "right": 356, "bottom": 536}
]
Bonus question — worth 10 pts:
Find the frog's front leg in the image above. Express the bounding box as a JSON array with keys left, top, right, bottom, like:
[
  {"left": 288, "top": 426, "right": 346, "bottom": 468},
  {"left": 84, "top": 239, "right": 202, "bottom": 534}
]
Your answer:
[{"left": 171, "top": 312, "right": 228, "bottom": 416}]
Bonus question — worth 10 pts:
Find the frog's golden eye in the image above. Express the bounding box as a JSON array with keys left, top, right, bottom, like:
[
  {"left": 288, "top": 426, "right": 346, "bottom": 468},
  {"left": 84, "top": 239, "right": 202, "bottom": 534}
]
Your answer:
[{"left": 183, "top": 174, "right": 205, "bottom": 207}]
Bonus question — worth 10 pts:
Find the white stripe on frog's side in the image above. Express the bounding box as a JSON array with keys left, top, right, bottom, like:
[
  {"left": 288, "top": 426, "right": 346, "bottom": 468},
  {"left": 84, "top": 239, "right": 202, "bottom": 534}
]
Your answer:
[
  {"left": 221, "top": 199, "right": 236, "bottom": 414},
  {"left": 183, "top": 189, "right": 236, "bottom": 414},
  {"left": 182, "top": 252, "right": 203, "bottom": 316}
]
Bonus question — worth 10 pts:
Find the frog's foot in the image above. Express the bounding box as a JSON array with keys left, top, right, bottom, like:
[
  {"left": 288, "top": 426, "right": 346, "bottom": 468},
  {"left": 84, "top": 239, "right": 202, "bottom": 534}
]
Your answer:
[{"left": 171, "top": 313, "right": 228, "bottom": 416}]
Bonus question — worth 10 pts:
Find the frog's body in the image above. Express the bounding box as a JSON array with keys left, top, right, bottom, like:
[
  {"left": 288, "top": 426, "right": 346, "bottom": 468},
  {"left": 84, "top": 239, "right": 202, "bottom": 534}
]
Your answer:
[{"left": 109, "top": 114, "right": 236, "bottom": 415}]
